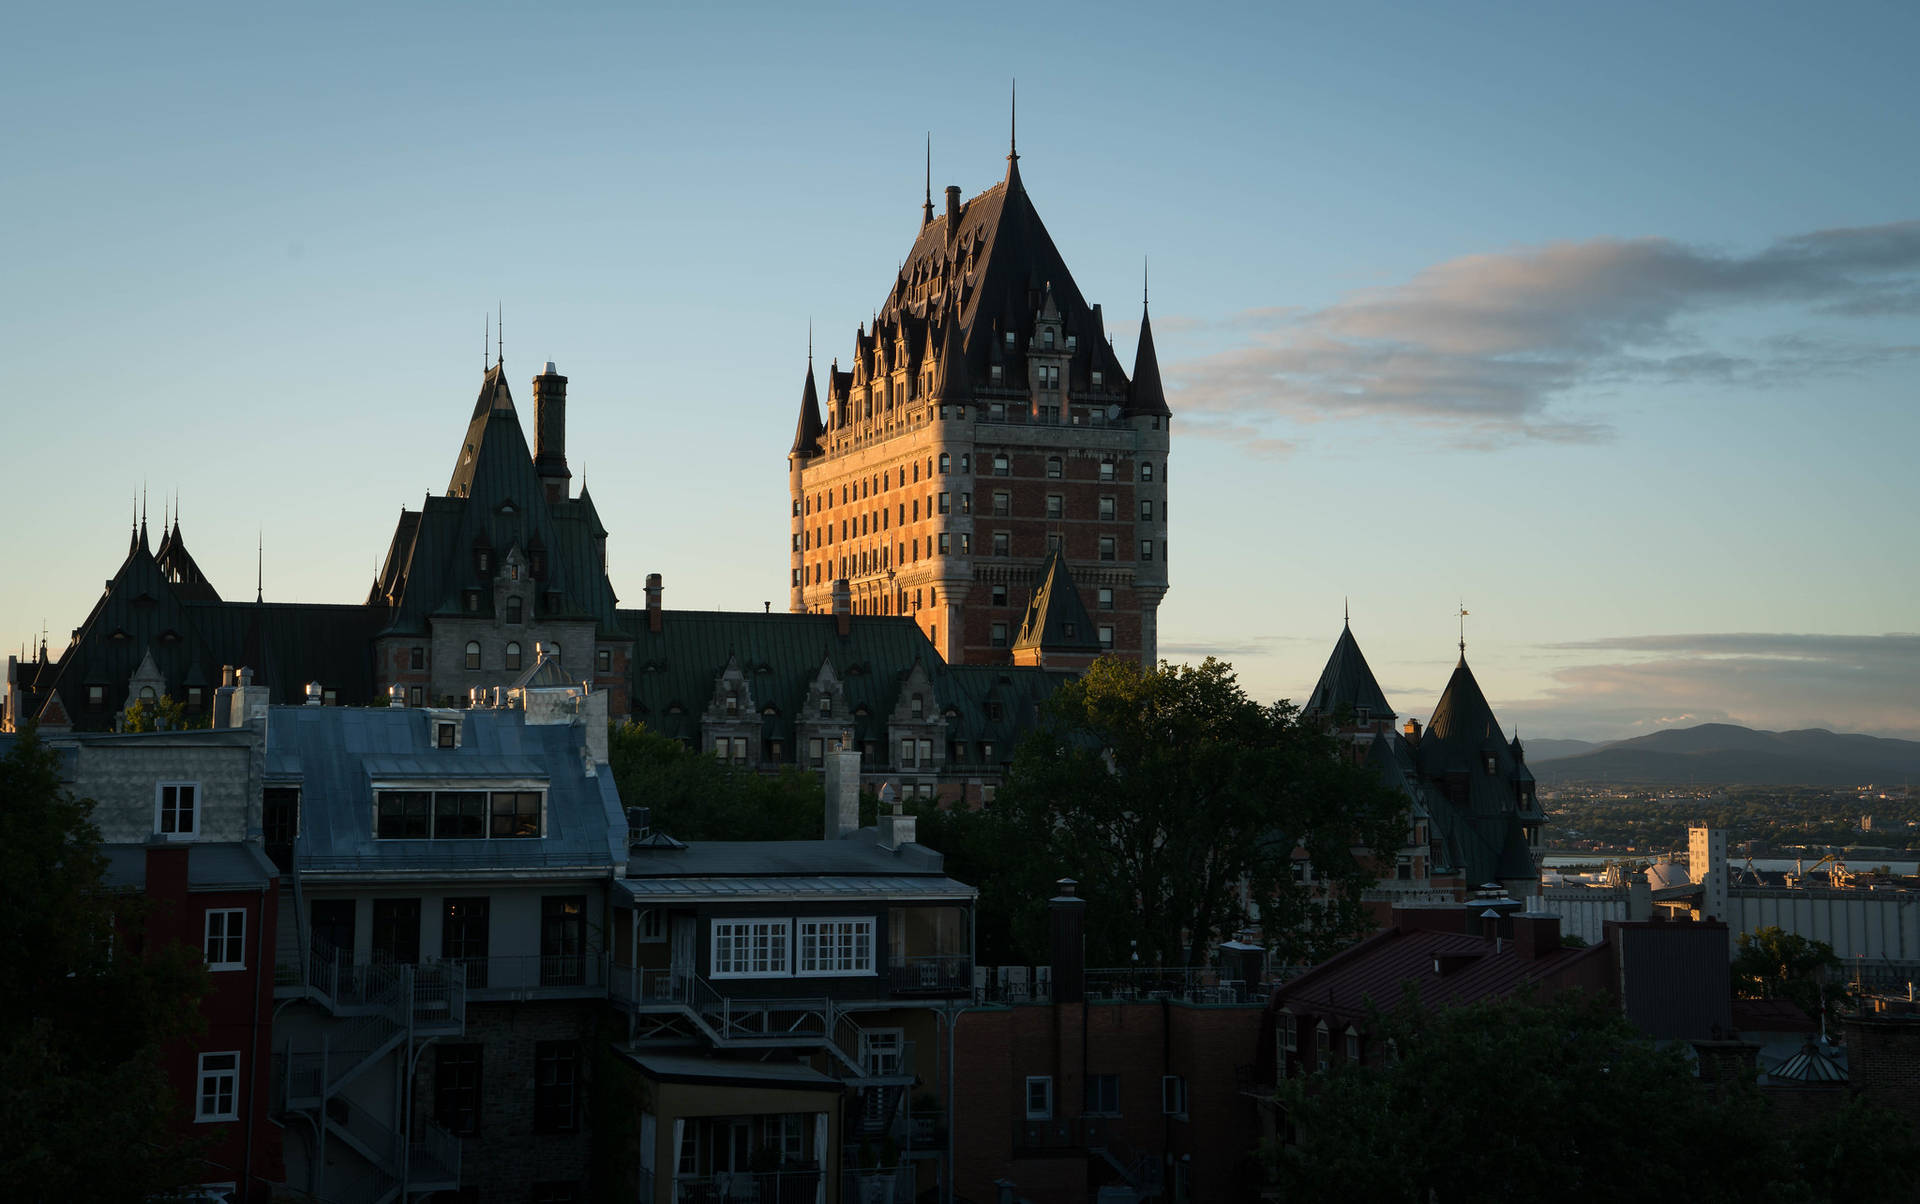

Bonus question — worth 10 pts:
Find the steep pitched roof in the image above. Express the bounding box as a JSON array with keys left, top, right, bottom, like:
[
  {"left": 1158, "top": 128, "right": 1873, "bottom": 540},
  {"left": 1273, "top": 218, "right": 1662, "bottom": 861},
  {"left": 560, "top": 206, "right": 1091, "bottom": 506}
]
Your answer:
[
  {"left": 1011, "top": 549, "right": 1101, "bottom": 655},
  {"left": 155, "top": 520, "right": 221, "bottom": 603},
  {"left": 1302, "top": 622, "right": 1394, "bottom": 720},
  {"left": 790, "top": 361, "right": 824, "bottom": 456},
  {"left": 1128, "top": 302, "right": 1171, "bottom": 418}
]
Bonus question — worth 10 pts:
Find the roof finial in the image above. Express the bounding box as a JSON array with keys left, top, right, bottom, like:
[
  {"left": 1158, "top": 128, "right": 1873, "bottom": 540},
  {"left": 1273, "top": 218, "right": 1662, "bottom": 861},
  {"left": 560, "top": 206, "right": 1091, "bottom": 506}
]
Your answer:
[
  {"left": 808, "top": 319, "right": 814, "bottom": 365},
  {"left": 257, "top": 530, "right": 264, "bottom": 604},
  {"left": 1458, "top": 601, "right": 1470, "bottom": 657},
  {"left": 1143, "top": 257, "right": 1149, "bottom": 308},
  {"left": 496, "top": 301, "right": 503, "bottom": 366},
  {"left": 923, "top": 133, "right": 934, "bottom": 225},
  {"left": 1009, "top": 79, "right": 1017, "bottom": 161},
  {"left": 1344, "top": 596, "right": 1350, "bottom": 628},
  {"left": 484, "top": 312, "right": 490, "bottom": 374}
]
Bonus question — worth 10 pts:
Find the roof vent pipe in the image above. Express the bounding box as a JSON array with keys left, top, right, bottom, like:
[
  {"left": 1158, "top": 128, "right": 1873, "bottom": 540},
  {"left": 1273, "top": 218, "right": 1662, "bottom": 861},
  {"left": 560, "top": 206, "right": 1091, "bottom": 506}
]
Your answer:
[
  {"left": 945, "top": 185, "right": 961, "bottom": 233},
  {"left": 305, "top": 680, "right": 323, "bottom": 706}
]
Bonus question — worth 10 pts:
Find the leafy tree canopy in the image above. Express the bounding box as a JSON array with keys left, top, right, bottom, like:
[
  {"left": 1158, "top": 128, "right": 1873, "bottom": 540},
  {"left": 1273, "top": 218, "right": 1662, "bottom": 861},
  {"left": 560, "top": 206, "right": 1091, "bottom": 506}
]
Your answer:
[
  {"left": 924, "top": 657, "right": 1408, "bottom": 968},
  {"left": 1271, "top": 989, "right": 1920, "bottom": 1204},
  {"left": 123, "top": 692, "right": 203, "bottom": 732},
  {"left": 1733, "top": 925, "right": 1848, "bottom": 1028},
  {"left": 0, "top": 727, "right": 211, "bottom": 1202},
  {"left": 609, "top": 722, "right": 827, "bottom": 842}
]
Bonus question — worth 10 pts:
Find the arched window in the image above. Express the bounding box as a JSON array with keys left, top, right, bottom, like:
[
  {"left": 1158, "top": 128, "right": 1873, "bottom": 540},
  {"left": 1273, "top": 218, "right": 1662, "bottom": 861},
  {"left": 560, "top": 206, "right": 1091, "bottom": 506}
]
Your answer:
[
  {"left": 939, "top": 452, "right": 950, "bottom": 473},
  {"left": 139, "top": 686, "right": 157, "bottom": 702},
  {"left": 465, "top": 641, "right": 481, "bottom": 671},
  {"left": 505, "top": 642, "right": 523, "bottom": 671},
  {"left": 546, "top": 642, "right": 561, "bottom": 661}
]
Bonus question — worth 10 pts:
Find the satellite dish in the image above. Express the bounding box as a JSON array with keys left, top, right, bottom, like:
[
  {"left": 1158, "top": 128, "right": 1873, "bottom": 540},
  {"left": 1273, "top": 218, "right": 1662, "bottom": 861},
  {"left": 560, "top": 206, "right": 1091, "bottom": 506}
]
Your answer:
[{"left": 1106, "top": 404, "right": 1122, "bottom": 420}]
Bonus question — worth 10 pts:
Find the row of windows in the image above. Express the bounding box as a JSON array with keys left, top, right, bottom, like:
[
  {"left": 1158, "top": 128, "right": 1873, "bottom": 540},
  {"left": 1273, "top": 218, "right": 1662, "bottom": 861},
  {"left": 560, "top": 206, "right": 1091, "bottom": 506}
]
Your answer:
[
  {"left": 435, "top": 1040, "right": 580, "bottom": 1136},
  {"left": 711, "top": 917, "right": 875, "bottom": 978},
  {"left": 800, "top": 454, "right": 1165, "bottom": 516},
  {"left": 1023, "top": 1073, "right": 1187, "bottom": 1120},
  {"left": 374, "top": 789, "right": 544, "bottom": 840},
  {"left": 989, "top": 583, "right": 1118, "bottom": 611},
  {"left": 803, "top": 533, "right": 1159, "bottom": 588},
  {"left": 990, "top": 621, "right": 1115, "bottom": 649}
]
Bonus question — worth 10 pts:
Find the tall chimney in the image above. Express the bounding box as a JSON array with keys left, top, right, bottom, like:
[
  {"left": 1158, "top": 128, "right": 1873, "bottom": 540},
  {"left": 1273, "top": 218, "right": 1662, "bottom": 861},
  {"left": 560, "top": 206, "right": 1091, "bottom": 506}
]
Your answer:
[
  {"left": 645, "top": 572, "right": 663, "bottom": 633},
  {"left": 831, "top": 578, "right": 852, "bottom": 637},
  {"left": 1049, "top": 878, "right": 1086, "bottom": 1005},
  {"left": 1403, "top": 718, "right": 1421, "bottom": 747},
  {"left": 945, "top": 185, "right": 961, "bottom": 232},
  {"left": 823, "top": 740, "right": 861, "bottom": 840},
  {"left": 533, "top": 362, "right": 570, "bottom": 504}
]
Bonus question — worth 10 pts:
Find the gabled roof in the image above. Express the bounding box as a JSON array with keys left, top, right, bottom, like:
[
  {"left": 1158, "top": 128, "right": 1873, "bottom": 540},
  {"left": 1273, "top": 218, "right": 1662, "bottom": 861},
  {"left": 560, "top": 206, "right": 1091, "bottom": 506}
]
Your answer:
[
  {"left": 1012, "top": 549, "right": 1101, "bottom": 654},
  {"left": 155, "top": 521, "right": 221, "bottom": 603},
  {"left": 1271, "top": 922, "right": 1602, "bottom": 1022},
  {"left": 1302, "top": 622, "right": 1394, "bottom": 720}
]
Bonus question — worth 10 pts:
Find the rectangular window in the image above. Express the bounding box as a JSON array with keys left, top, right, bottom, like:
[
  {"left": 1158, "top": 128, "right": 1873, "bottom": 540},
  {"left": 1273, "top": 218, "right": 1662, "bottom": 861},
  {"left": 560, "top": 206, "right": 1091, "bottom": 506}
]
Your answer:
[
  {"left": 959, "top": 533, "right": 971, "bottom": 555},
  {"left": 534, "top": 1042, "right": 580, "bottom": 1133},
  {"left": 938, "top": 492, "right": 950, "bottom": 514},
  {"left": 1099, "top": 625, "right": 1114, "bottom": 649},
  {"left": 638, "top": 907, "right": 666, "bottom": 943},
  {"left": 88, "top": 684, "right": 106, "bottom": 707},
  {"left": 1140, "top": 539, "right": 1154, "bottom": 561},
  {"left": 196, "top": 1052, "right": 240, "bottom": 1122},
  {"left": 1025, "top": 1076, "right": 1053, "bottom": 1120},
  {"left": 490, "top": 791, "right": 542, "bottom": 838},
  {"left": 992, "top": 491, "right": 1011, "bottom": 516},
  {"left": 1098, "top": 587, "right": 1113, "bottom": 610},
  {"left": 408, "top": 685, "right": 424, "bottom": 706},
  {"left": 1141, "top": 499, "right": 1154, "bottom": 521},
  {"left": 960, "top": 491, "right": 972, "bottom": 514},
  {"left": 157, "top": 781, "right": 199, "bottom": 838},
  {"left": 1162, "top": 1074, "right": 1188, "bottom": 1117},
  {"left": 993, "top": 454, "right": 1010, "bottom": 476},
  {"left": 437, "top": 721, "right": 457, "bottom": 749},
  {"left": 992, "top": 532, "right": 1009, "bottom": 556},
  {"left": 443, "top": 896, "right": 490, "bottom": 967},
  {"left": 436, "top": 1044, "right": 484, "bottom": 1136},
  {"left": 410, "top": 646, "right": 425, "bottom": 670},
  {"left": 797, "top": 917, "right": 875, "bottom": 976},
  {"left": 541, "top": 896, "right": 587, "bottom": 986},
  {"left": 204, "top": 908, "right": 246, "bottom": 970},
  {"left": 376, "top": 790, "right": 431, "bottom": 839},
  {"left": 808, "top": 737, "right": 824, "bottom": 765},
  {"left": 1085, "top": 1074, "right": 1120, "bottom": 1115},
  {"left": 1099, "top": 496, "right": 1116, "bottom": 520},
  {"left": 711, "top": 919, "right": 791, "bottom": 978},
  {"left": 991, "top": 623, "right": 1008, "bottom": 648},
  {"left": 1099, "top": 537, "right": 1116, "bottom": 561},
  {"left": 899, "top": 738, "right": 916, "bottom": 768},
  {"left": 1046, "top": 494, "right": 1062, "bottom": 518},
  {"left": 371, "top": 898, "right": 421, "bottom": 965},
  {"left": 597, "top": 648, "right": 612, "bottom": 674},
  {"left": 991, "top": 584, "right": 1008, "bottom": 607}
]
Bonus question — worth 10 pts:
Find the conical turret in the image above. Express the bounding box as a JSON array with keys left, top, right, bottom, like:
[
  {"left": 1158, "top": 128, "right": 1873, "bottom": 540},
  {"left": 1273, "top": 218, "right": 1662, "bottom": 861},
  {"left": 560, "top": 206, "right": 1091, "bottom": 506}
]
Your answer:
[{"left": 790, "top": 359, "right": 824, "bottom": 456}]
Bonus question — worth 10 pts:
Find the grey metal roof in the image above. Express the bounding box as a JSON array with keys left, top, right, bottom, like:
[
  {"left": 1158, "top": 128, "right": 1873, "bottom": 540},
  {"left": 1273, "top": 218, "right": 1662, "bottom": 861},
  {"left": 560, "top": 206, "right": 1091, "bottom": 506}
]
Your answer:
[
  {"left": 1303, "top": 623, "right": 1394, "bottom": 720},
  {"left": 101, "top": 841, "right": 277, "bottom": 890},
  {"left": 620, "top": 1051, "right": 843, "bottom": 1089},
  {"left": 269, "top": 704, "right": 625, "bottom": 877},
  {"left": 618, "top": 874, "right": 975, "bottom": 903}
]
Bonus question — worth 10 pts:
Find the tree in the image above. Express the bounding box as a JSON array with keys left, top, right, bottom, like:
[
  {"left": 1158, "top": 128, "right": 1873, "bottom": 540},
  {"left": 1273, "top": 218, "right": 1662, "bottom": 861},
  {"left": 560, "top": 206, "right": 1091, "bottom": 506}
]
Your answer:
[
  {"left": 938, "top": 657, "right": 1407, "bottom": 968},
  {"left": 1732, "top": 925, "right": 1848, "bottom": 1029},
  {"left": 608, "top": 722, "right": 825, "bottom": 842},
  {"left": 0, "top": 726, "right": 211, "bottom": 1202},
  {"left": 1270, "top": 988, "right": 1920, "bottom": 1204}
]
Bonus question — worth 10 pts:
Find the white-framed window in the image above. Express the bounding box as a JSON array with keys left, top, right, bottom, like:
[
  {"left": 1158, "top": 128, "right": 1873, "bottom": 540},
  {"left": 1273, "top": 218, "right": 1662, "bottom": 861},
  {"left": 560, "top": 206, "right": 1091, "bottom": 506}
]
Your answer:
[
  {"left": 204, "top": 908, "right": 246, "bottom": 971},
  {"left": 711, "top": 919, "right": 791, "bottom": 978},
  {"left": 156, "top": 781, "right": 199, "bottom": 839},
  {"left": 797, "top": 917, "right": 875, "bottom": 976},
  {"left": 1025, "top": 1075, "right": 1053, "bottom": 1119},
  {"left": 1161, "top": 1074, "right": 1187, "bottom": 1118},
  {"left": 1098, "top": 625, "right": 1114, "bottom": 649},
  {"left": 196, "top": 1052, "right": 240, "bottom": 1122},
  {"left": 1346, "top": 1027, "right": 1362, "bottom": 1063}
]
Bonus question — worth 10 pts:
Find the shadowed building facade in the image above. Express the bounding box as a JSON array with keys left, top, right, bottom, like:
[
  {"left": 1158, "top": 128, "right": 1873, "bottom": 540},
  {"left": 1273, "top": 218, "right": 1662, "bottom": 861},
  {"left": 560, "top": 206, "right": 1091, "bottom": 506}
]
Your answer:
[{"left": 787, "top": 132, "right": 1171, "bottom": 668}]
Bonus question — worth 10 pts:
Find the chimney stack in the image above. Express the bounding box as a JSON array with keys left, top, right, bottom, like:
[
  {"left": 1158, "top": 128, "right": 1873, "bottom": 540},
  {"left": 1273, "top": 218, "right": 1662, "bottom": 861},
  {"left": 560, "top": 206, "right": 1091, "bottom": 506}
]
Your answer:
[
  {"left": 388, "top": 683, "right": 406, "bottom": 707},
  {"left": 1404, "top": 718, "right": 1421, "bottom": 746},
  {"left": 831, "top": 578, "right": 852, "bottom": 637},
  {"left": 1049, "top": 878, "right": 1086, "bottom": 1005},
  {"left": 645, "top": 573, "right": 663, "bottom": 633},
  {"left": 822, "top": 739, "right": 861, "bottom": 840},
  {"left": 533, "top": 362, "right": 570, "bottom": 504},
  {"left": 878, "top": 782, "right": 918, "bottom": 850},
  {"left": 945, "top": 185, "right": 961, "bottom": 232}
]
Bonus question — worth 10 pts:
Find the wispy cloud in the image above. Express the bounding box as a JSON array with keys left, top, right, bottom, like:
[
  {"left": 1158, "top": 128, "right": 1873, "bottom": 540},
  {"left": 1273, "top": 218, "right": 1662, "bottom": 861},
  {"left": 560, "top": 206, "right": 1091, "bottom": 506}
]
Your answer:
[
  {"left": 1501, "top": 632, "right": 1920, "bottom": 742},
  {"left": 1165, "top": 221, "right": 1920, "bottom": 447}
]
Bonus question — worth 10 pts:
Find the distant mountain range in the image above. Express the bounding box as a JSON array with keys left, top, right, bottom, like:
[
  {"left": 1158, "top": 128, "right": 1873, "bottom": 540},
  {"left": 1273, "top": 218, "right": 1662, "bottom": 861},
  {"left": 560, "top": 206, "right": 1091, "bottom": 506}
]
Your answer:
[{"left": 1528, "top": 723, "right": 1920, "bottom": 785}]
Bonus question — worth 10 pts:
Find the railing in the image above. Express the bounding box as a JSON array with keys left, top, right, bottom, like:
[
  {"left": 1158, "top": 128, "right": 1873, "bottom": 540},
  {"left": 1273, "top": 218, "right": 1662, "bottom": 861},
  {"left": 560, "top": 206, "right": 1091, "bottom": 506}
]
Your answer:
[
  {"left": 610, "top": 966, "right": 680, "bottom": 1007},
  {"left": 908, "top": 1111, "right": 946, "bottom": 1150},
  {"left": 840, "top": 1166, "right": 912, "bottom": 1204},
  {"left": 412, "top": 961, "right": 467, "bottom": 1031},
  {"left": 673, "top": 1167, "right": 824, "bottom": 1203},
  {"left": 1017, "top": 1113, "right": 1118, "bottom": 1152},
  {"left": 409, "top": 1116, "right": 463, "bottom": 1189},
  {"left": 1082, "top": 967, "right": 1251, "bottom": 1004},
  {"left": 444, "top": 952, "right": 603, "bottom": 996},
  {"left": 887, "top": 955, "right": 972, "bottom": 995},
  {"left": 327, "top": 1092, "right": 403, "bottom": 1174}
]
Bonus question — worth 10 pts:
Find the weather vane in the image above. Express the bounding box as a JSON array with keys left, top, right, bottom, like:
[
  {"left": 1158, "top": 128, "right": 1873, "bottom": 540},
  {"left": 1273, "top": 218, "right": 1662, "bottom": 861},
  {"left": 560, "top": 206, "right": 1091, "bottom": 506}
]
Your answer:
[{"left": 1458, "top": 602, "right": 1470, "bottom": 655}]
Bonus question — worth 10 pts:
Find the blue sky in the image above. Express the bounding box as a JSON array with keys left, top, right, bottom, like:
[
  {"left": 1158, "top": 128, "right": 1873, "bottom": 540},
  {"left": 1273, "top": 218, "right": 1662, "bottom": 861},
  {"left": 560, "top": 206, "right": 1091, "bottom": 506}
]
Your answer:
[{"left": 5, "top": 1, "right": 1917, "bottom": 741}]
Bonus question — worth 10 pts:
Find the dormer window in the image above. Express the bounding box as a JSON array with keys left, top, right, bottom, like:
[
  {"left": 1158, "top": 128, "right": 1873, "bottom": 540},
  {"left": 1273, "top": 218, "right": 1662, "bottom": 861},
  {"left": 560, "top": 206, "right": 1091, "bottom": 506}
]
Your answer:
[
  {"left": 724, "top": 696, "right": 738, "bottom": 716},
  {"left": 818, "top": 696, "right": 831, "bottom": 717},
  {"left": 1091, "top": 370, "right": 1103, "bottom": 388},
  {"left": 910, "top": 696, "right": 924, "bottom": 719},
  {"left": 506, "top": 597, "right": 523, "bottom": 623},
  {"left": 1485, "top": 754, "right": 1498, "bottom": 774},
  {"left": 476, "top": 549, "right": 491, "bottom": 573},
  {"left": 1043, "top": 329, "right": 1055, "bottom": 348}
]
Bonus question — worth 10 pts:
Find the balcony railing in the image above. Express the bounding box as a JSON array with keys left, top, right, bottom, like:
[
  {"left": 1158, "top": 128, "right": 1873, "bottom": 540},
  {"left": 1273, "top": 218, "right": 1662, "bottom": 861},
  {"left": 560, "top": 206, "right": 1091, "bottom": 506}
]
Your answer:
[
  {"left": 887, "top": 955, "right": 971, "bottom": 995},
  {"left": 443, "top": 952, "right": 605, "bottom": 997},
  {"left": 841, "top": 1166, "right": 913, "bottom": 1204},
  {"left": 1016, "top": 1112, "right": 1118, "bottom": 1152},
  {"left": 671, "top": 1167, "right": 824, "bottom": 1203}
]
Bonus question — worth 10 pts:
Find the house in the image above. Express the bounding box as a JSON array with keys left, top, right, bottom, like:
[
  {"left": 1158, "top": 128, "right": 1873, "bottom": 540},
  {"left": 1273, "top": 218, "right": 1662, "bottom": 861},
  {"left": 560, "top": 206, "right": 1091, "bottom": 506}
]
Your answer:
[
  {"left": 52, "top": 721, "right": 286, "bottom": 1202},
  {"left": 606, "top": 746, "right": 976, "bottom": 1204}
]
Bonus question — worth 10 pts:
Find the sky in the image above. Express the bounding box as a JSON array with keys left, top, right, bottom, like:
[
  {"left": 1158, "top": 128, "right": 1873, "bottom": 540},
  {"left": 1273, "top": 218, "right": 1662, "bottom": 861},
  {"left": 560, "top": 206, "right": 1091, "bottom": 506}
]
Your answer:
[{"left": 4, "top": 1, "right": 1917, "bottom": 742}]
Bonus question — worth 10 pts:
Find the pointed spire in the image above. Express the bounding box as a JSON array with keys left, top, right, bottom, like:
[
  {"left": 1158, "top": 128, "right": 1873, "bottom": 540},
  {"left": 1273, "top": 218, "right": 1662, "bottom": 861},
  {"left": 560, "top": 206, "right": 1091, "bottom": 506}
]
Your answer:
[
  {"left": 1005, "top": 79, "right": 1023, "bottom": 194},
  {"left": 484, "top": 312, "right": 490, "bottom": 375},
  {"left": 923, "top": 133, "right": 934, "bottom": 226},
  {"left": 256, "top": 531, "right": 264, "bottom": 604},
  {"left": 1127, "top": 271, "right": 1171, "bottom": 418},
  {"left": 129, "top": 493, "right": 139, "bottom": 557},
  {"left": 791, "top": 330, "right": 825, "bottom": 456},
  {"left": 1458, "top": 602, "right": 1470, "bottom": 661},
  {"left": 930, "top": 312, "right": 973, "bottom": 403},
  {"left": 138, "top": 483, "right": 150, "bottom": 554},
  {"left": 497, "top": 301, "right": 503, "bottom": 366},
  {"left": 1344, "top": 597, "right": 1350, "bottom": 628}
]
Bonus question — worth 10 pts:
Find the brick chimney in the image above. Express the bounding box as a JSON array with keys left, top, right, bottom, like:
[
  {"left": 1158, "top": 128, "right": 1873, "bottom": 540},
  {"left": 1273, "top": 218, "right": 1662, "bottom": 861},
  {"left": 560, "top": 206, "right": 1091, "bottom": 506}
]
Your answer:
[
  {"left": 945, "top": 184, "right": 961, "bottom": 232},
  {"left": 831, "top": 578, "right": 852, "bottom": 637},
  {"left": 1049, "top": 878, "right": 1086, "bottom": 1005},
  {"left": 1403, "top": 717, "right": 1421, "bottom": 747},
  {"left": 645, "top": 573, "right": 663, "bottom": 633},
  {"left": 533, "top": 362, "right": 570, "bottom": 504},
  {"left": 1510, "top": 911, "right": 1563, "bottom": 959}
]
